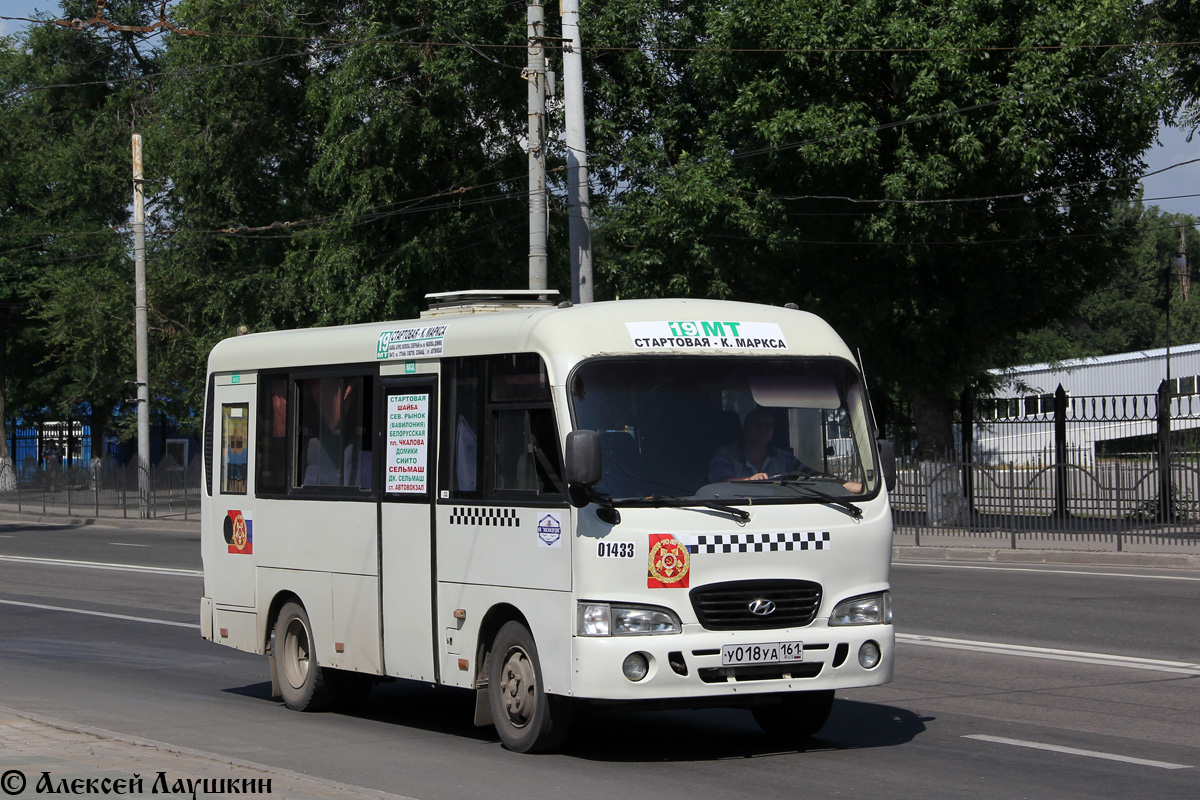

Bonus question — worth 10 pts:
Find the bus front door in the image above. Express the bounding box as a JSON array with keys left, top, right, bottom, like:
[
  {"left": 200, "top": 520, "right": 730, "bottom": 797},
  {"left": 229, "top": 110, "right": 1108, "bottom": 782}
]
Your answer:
[{"left": 379, "top": 376, "right": 438, "bottom": 682}]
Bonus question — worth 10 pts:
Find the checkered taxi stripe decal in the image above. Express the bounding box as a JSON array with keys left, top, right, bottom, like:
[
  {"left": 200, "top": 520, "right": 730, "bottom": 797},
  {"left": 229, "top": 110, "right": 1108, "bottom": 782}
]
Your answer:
[
  {"left": 449, "top": 507, "right": 521, "bottom": 527},
  {"left": 681, "top": 532, "right": 830, "bottom": 553}
]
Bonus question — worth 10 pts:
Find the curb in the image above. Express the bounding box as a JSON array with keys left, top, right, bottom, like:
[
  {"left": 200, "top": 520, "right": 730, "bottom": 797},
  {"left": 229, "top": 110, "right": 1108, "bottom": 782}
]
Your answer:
[
  {"left": 0, "top": 510, "right": 199, "bottom": 532},
  {"left": 893, "top": 545, "right": 1200, "bottom": 569}
]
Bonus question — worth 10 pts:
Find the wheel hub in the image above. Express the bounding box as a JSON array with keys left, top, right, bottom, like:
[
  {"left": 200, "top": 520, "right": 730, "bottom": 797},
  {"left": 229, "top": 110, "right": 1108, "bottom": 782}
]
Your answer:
[
  {"left": 498, "top": 647, "right": 536, "bottom": 728},
  {"left": 282, "top": 618, "right": 311, "bottom": 690}
]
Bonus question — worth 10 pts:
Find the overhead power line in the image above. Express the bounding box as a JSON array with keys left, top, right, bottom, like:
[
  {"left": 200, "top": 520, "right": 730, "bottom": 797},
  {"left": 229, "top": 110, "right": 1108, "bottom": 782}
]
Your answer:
[{"left": 7, "top": 12, "right": 1200, "bottom": 55}]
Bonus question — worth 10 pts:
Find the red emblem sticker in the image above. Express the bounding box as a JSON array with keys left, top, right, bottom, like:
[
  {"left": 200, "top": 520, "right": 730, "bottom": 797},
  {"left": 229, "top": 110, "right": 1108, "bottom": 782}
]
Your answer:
[
  {"left": 647, "top": 534, "right": 690, "bottom": 588},
  {"left": 225, "top": 510, "right": 253, "bottom": 554}
]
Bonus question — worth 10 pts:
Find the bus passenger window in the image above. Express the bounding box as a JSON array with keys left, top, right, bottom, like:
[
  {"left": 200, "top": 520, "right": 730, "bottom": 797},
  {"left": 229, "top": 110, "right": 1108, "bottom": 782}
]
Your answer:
[
  {"left": 447, "top": 358, "right": 484, "bottom": 497},
  {"left": 296, "top": 375, "right": 373, "bottom": 489},
  {"left": 257, "top": 375, "right": 288, "bottom": 494},
  {"left": 221, "top": 404, "right": 249, "bottom": 495},
  {"left": 445, "top": 353, "right": 562, "bottom": 499}
]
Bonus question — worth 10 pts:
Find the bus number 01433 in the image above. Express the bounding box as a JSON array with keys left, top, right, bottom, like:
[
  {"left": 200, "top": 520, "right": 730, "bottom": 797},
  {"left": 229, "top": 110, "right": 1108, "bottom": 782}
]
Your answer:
[{"left": 597, "top": 541, "right": 635, "bottom": 558}]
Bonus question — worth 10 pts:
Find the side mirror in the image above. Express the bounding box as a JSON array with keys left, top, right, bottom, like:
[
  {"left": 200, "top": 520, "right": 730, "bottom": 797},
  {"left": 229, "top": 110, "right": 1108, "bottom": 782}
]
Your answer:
[
  {"left": 877, "top": 438, "right": 896, "bottom": 492},
  {"left": 565, "top": 430, "right": 602, "bottom": 492}
]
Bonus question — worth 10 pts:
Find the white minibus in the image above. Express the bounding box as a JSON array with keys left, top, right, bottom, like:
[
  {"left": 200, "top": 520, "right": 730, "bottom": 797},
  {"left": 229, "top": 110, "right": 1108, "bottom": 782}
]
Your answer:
[{"left": 200, "top": 290, "right": 895, "bottom": 752}]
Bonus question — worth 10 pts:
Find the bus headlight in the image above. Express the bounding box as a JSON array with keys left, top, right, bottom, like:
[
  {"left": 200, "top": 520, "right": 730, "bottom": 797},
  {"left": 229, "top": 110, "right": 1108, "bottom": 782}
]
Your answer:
[
  {"left": 829, "top": 592, "right": 892, "bottom": 626},
  {"left": 578, "top": 603, "right": 681, "bottom": 636}
]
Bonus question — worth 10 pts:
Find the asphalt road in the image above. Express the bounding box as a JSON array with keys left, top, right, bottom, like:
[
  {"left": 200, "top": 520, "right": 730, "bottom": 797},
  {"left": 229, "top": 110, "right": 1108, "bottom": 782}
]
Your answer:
[{"left": 0, "top": 519, "right": 1197, "bottom": 799}]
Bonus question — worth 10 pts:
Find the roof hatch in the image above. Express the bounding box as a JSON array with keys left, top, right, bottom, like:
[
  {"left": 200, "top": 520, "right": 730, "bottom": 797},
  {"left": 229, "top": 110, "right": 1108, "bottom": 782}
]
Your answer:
[{"left": 421, "top": 289, "right": 560, "bottom": 317}]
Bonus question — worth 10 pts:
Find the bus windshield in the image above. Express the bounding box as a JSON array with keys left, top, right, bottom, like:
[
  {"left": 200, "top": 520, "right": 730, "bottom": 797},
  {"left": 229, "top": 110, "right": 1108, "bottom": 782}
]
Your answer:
[{"left": 569, "top": 357, "right": 879, "bottom": 504}]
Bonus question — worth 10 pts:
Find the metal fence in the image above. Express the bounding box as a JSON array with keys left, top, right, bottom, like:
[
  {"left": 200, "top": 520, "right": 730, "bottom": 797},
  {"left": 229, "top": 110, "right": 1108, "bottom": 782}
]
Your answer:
[
  {"left": 888, "top": 384, "right": 1200, "bottom": 548},
  {"left": 0, "top": 460, "right": 201, "bottom": 521}
]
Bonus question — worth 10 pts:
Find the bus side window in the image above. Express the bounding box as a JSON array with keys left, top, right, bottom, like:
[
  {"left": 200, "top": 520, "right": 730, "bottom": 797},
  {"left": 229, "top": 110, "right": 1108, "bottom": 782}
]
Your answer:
[
  {"left": 489, "top": 355, "right": 563, "bottom": 497},
  {"left": 447, "top": 358, "right": 484, "bottom": 497},
  {"left": 257, "top": 375, "right": 289, "bottom": 494},
  {"left": 295, "top": 374, "right": 374, "bottom": 490},
  {"left": 443, "top": 354, "right": 563, "bottom": 500}
]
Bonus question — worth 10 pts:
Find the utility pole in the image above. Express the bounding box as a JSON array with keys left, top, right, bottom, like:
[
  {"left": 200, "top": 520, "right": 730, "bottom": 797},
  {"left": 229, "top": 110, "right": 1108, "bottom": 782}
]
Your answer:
[
  {"left": 1160, "top": 228, "right": 1189, "bottom": 522},
  {"left": 132, "top": 134, "right": 150, "bottom": 519},
  {"left": 526, "top": 2, "right": 548, "bottom": 292},
  {"left": 561, "top": 0, "right": 593, "bottom": 304}
]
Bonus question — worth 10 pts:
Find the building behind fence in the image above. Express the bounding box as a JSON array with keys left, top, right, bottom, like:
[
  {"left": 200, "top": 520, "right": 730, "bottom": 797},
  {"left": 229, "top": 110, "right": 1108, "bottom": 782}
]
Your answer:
[
  {"left": 3, "top": 418, "right": 200, "bottom": 521},
  {"left": 888, "top": 343, "right": 1200, "bottom": 546}
]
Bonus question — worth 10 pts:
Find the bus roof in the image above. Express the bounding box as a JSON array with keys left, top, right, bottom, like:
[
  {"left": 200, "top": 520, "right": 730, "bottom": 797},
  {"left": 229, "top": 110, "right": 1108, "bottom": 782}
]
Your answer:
[{"left": 206, "top": 296, "right": 857, "bottom": 378}]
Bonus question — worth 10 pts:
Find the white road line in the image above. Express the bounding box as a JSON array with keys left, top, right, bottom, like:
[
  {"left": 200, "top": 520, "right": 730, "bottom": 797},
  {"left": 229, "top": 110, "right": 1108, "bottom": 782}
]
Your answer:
[
  {"left": 109, "top": 542, "right": 150, "bottom": 547},
  {"left": 0, "top": 598, "right": 199, "bottom": 629},
  {"left": 963, "top": 734, "right": 1193, "bottom": 770},
  {"left": 894, "top": 562, "right": 1200, "bottom": 581},
  {"left": 898, "top": 633, "right": 1200, "bottom": 675},
  {"left": 0, "top": 554, "right": 201, "bottom": 577}
]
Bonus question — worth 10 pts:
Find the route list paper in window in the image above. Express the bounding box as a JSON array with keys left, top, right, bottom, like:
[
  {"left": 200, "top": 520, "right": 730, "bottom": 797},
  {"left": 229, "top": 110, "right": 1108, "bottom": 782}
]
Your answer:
[{"left": 386, "top": 393, "right": 429, "bottom": 494}]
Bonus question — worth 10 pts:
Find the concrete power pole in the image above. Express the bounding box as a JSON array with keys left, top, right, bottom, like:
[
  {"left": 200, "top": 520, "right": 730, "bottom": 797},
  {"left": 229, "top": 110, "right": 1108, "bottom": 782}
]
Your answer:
[
  {"left": 527, "top": 2, "right": 548, "bottom": 292},
  {"left": 561, "top": 0, "right": 593, "bottom": 304},
  {"left": 132, "top": 134, "right": 150, "bottom": 519}
]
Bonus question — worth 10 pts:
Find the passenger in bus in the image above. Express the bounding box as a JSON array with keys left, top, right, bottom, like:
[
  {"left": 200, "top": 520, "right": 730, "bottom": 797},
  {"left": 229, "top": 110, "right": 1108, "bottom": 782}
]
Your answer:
[{"left": 708, "top": 407, "right": 862, "bottom": 492}]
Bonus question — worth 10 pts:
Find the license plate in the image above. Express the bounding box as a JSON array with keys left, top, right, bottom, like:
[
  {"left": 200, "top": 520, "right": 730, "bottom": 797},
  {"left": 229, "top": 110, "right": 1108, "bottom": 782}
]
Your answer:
[{"left": 721, "top": 641, "right": 804, "bottom": 666}]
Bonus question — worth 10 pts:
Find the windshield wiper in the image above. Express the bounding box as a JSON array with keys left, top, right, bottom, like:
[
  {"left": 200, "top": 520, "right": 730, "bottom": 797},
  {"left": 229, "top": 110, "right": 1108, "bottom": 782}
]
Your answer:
[
  {"left": 766, "top": 475, "right": 863, "bottom": 520},
  {"left": 616, "top": 496, "right": 751, "bottom": 523}
]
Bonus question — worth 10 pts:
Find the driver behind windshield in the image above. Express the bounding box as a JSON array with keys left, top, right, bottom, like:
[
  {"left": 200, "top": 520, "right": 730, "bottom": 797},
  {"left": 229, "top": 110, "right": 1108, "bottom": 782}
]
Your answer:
[
  {"left": 707, "top": 407, "right": 810, "bottom": 482},
  {"left": 707, "top": 407, "right": 863, "bottom": 493}
]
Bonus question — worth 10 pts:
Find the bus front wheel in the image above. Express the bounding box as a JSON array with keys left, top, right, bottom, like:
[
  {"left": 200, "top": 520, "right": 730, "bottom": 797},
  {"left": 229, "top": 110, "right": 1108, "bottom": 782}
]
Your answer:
[
  {"left": 274, "top": 602, "right": 334, "bottom": 712},
  {"left": 488, "top": 621, "right": 573, "bottom": 753}
]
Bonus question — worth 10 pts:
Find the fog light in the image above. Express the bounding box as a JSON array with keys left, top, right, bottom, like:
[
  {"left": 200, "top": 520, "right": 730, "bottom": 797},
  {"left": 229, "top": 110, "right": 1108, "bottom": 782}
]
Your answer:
[
  {"left": 858, "top": 640, "right": 881, "bottom": 669},
  {"left": 622, "top": 652, "right": 650, "bottom": 682}
]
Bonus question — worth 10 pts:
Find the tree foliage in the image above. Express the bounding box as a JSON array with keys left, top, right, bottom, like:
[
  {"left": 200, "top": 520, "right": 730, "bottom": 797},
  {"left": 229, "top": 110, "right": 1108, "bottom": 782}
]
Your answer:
[
  {"left": 0, "top": 0, "right": 160, "bottom": 455},
  {"left": 1015, "top": 203, "right": 1200, "bottom": 363},
  {"left": 0, "top": 0, "right": 1191, "bottom": 458},
  {"left": 583, "top": 0, "right": 1170, "bottom": 455}
]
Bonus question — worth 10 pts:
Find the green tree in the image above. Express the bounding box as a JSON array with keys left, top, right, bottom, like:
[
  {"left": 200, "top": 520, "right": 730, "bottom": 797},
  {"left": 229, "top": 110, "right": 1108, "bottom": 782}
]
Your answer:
[
  {"left": 584, "top": 0, "right": 1169, "bottom": 456},
  {"left": 1, "top": 1, "right": 162, "bottom": 475},
  {"left": 148, "top": 0, "right": 542, "bottom": 420},
  {"left": 1015, "top": 202, "right": 1200, "bottom": 363}
]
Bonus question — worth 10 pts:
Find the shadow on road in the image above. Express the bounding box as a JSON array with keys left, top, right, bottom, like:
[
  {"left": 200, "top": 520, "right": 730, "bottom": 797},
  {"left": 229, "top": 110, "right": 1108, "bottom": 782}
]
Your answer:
[
  {"left": 225, "top": 678, "right": 927, "bottom": 759},
  {"left": 564, "top": 698, "right": 927, "bottom": 761}
]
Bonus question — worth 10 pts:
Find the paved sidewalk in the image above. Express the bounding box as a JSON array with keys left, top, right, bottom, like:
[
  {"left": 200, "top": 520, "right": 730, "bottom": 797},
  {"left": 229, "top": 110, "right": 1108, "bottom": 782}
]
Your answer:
[
  {"left": 892, "top": 529, "right": 1200, "bottom": 568},
  {"left": 0, "top": 706, "right": 412, "bottom": 800}
]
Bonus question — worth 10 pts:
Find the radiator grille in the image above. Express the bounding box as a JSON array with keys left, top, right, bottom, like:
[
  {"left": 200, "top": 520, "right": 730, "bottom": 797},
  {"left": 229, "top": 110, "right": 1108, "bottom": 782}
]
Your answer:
[{"left": 689, "top": 579, "right": 822, "bottom": 631}]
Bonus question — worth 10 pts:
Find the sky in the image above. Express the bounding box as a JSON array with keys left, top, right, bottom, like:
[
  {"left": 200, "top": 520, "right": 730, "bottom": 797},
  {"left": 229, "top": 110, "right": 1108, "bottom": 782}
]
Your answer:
[{"left": 2, "top": 1, "right": 1198, "bottom": 218}]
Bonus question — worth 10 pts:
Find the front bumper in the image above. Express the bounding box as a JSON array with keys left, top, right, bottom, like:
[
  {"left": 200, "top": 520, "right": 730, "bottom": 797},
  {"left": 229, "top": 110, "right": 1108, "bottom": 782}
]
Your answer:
[{"left": 570, "top": 621, "right": 893, "bottom": 701}]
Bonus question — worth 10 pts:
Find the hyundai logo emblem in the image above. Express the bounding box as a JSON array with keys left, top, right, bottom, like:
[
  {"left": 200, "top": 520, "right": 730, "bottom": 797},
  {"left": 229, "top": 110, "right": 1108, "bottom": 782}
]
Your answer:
[{"left": 749, "top": 598, "right": 777, "bottom": 616}]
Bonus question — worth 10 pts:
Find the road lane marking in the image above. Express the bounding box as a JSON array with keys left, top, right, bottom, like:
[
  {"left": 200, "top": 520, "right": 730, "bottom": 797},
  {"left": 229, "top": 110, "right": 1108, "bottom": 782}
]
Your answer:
[
  {"left": 894, "top": 562, "right": 1200, "bottom": 582},
  {"left": 0, "top": 599, "right": 199, "bottom": 629},
  {"left": 0, "top": 554, "right": 201, "bottom": 577},
  {"left": 110, "top": 542, "right": 150, "bottom": 547},
  {"left": 898, "top": 633, "right": 1200, "bottom": 675},
  {"left": 963, "top": 734, "right": 1192, "bottom": 770}
]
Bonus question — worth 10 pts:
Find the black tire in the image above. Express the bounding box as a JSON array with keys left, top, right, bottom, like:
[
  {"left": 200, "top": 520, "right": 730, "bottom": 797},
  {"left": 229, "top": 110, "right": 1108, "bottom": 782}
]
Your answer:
[
  {"left": 274, "top": 602, "right": 335, "bottom": 712},
  {"left": 488, "top": 621, "right": 574, "bottom": 753},
  {"left": 752, "top": 690, "right": 835, "bottom": 741}
]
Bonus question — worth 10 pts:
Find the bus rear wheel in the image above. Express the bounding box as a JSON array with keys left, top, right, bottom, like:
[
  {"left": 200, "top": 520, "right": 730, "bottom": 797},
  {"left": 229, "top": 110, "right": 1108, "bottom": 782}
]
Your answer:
[
  {"left": 488, "top": 621, "right": 573, "bottom": 753},
  {"left": 275, "top": 602, "right": 335, "bottom": 712},
  {"left": 752, "top": 689, "right": 835, "bottom": 741}
]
